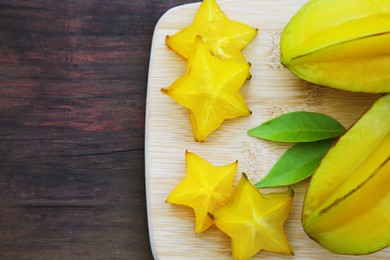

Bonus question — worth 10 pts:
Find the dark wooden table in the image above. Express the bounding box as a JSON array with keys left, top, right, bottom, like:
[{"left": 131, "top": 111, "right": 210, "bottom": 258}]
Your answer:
[{"left": 0, "top": 0, "right": 195, "bottom": 258}]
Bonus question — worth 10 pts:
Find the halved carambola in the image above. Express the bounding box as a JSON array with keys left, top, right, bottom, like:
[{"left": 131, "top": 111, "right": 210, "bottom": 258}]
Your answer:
[
  {"left": 302, "top": 94, "right": 390, "bottom": 254},
  {"left": 280, "top": 0, "right": 390, "bottom": 93}
]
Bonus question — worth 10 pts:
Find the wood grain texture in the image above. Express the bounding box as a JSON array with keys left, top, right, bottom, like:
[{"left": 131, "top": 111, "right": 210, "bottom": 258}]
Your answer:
[
  {"left": 146, "top": 0, "right": 389, "bottom": 259},
  {"left": 0, "top": 0, "right": 196, "bottom": 258}
]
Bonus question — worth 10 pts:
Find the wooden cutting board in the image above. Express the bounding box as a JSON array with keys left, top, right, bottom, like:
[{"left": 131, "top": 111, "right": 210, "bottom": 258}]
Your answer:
[{"left": 145, "top": 0, "right": 389, "bottom": 259}]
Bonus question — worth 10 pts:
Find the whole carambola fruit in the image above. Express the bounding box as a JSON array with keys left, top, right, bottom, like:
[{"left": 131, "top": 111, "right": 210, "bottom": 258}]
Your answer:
[
  {"left": 280, "top": 0, "right": 390, "bottom": 93},
  {"left": 302, "top": 94, "right": 390, "bottom": 254}
]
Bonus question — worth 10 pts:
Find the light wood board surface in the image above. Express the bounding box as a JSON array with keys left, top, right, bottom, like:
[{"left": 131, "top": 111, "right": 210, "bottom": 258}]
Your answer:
[{"left": 145, "top": 0, "right": 389, "bottom": 259}]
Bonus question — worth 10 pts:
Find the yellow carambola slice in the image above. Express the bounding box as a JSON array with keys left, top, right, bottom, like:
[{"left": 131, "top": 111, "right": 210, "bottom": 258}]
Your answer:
[
  {"left": 211, "top": 173, "right": 293, "bottom": 260},
  {"left": 166, "top": 0, "right": 257, "bottom": 62},
  {"left": 162, "top": 38, "right": 251, "bottom": 142},
  {"left": 302, "top": 94, "right": 390, "bottom": 254},
  {"left": 166, "top": 151, "right": 237, "bottom": 234},
  {"left": 280, "top": 0, "right": 390, "bottom": 93}
]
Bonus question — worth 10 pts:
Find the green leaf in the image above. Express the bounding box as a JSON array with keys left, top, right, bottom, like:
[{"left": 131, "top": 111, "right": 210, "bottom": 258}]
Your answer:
[
  {"left": 255, "top": 139, "right": 335, "bottom": 188},
  {"left": 247, "top": 111, "right": 345, "bottom": 142}
]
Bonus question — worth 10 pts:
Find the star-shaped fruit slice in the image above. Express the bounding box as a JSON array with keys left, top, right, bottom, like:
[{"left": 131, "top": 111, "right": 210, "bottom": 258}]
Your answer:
[
  {"left": 162, "top": 37, "right": 251, "bottom": 142},
  {"left": 166, "top": 151, "right": 238, "bottom": 234},
  {"left": 210, "top": 173, "right": 294, "bottom": 260},
  {"left": 166, "top": 0, "right": 258, "bottom": 62}
]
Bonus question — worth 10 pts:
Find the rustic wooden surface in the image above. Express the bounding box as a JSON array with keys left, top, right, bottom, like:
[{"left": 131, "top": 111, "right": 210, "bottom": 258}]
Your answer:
[{"left": 0, "top": 0, "right": 195, "bottom": 258}]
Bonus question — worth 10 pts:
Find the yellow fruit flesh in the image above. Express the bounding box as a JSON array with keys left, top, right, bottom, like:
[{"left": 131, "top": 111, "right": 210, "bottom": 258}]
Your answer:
[
  {"left": 162, "top": 38, "right": 250, "bottom": 142},
  {"left": 212, "top": 174, "right": 293, "bottom": 260},
  {"left": 280, "top": 0, "right": 390, "bottom": 93},
  {"left": 166, "top": 151, "right": 237, "bottom": 233},
  {"left": 166, "top": 0, "right": 257, "bottom": 62},
  {"left": 303, "top": 94, "right": 390, "bottom": 254}
]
